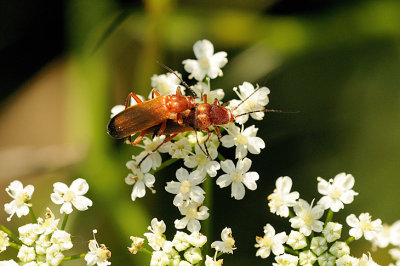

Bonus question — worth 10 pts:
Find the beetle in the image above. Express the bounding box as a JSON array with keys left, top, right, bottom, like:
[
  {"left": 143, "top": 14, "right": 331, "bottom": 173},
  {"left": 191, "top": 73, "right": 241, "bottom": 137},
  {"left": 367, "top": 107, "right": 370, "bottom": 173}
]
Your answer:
[{"left": 107, "top": 87, "right": 196, "bottom": 146}]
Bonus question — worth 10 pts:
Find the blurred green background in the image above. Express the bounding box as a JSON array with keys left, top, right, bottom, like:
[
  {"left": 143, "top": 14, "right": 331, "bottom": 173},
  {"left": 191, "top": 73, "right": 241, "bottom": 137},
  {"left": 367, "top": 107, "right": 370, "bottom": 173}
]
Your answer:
[{"left": 1, "top": 0, "right": 400, "bottom": 264}]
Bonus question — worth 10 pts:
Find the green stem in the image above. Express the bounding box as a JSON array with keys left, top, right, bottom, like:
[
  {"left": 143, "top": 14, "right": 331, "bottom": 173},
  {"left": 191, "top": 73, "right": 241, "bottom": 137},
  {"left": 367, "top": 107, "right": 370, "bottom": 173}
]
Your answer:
[
  {"left": 63, "top": 253, "right": 86, "bottom": 261},
  {"left": 217, "top": 153, "right": 226, "bottom": 161},
  {"left": 0, "top": 223, "right": 22, "bottom": 245},
  {"left": 9, "top": 241, "right": 21, "bottom": 249},
  {"left": 284, "top": 246, "right": 299, "bottom": 256},
  {"left": 149, "top": 158, "right": 179, "bottom": 175},
  {"left": 345, "top": 236, "right": 355, "bottom": 244},
  {"left": 141, "top": 247, "right": 153, "bottom": 255},
  {"left": 325, "top": 209, "right": 333, "bottom": 226},
  {"left": 288, "top": 209, "right": 295, "bottom": 218},
  {"left": 61, "top": 214, "right": 69, "bottom": 230},
  {"left": 202, "top": 173, "right": 213, "bottom": 257},
  {"left": 29, "top": 206, "right": 37, "bottom": 222}
]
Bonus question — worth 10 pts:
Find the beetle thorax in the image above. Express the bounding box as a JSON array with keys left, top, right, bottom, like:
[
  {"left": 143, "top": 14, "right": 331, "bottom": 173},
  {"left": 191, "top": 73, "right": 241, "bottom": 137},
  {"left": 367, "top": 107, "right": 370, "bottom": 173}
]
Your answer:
[
  {"left": 166, "top": 95, "right": 195, "bottom": 113},
  {"left": 210, "top": 105, "right": 232, "bottom": 125}
]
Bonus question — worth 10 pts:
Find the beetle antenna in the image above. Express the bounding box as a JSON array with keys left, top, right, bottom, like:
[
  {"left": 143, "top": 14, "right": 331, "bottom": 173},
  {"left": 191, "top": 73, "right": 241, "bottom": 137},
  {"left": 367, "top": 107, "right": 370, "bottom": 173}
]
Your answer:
[
  {"left": 235, "top": 108, "right": 299, "bottom": 117},
  {"left": 233, "top": 84, "right": 263, "bottom": 111},
  {"left": 157, "top": 61, "right": 197, "bottom": 98}
]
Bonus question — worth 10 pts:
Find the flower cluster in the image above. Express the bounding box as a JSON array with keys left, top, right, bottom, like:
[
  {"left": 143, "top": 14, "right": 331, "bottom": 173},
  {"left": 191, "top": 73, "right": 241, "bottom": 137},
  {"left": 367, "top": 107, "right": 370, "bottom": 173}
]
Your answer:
[
  {"left": 0, "top": 179, "right": 111, "bottom": 265},
  {"left": 114, "top": 39, "right": 268, "bottom": 234},
  {"left": 128, "top": 218, "right": 234, "bottom": 265},
  {"left": 255, "top": 173, "right": 400, "bottom": 265}
]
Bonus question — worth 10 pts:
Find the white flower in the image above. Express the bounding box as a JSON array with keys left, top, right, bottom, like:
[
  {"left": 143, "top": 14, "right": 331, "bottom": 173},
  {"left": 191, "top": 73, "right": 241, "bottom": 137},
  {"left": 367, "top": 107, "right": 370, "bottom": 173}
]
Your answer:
[
  {"left": 85, "top": 230, "right": 111, "bottom": 266},
  {"left": 128, "top": 236, "right": 144, "bottom": 254},
  {"left": 151, "top": 72, "right": 183, "bottom": 96},
  {"left": 172, "top": 231, "right": 190, "bottom": 252},
  {"left": 182, "top": 39, "right": 228, "bottom": 81},
  {"left": 150, "top": 251, "right": 169, "bottom": 266},
  {"left": 186, "top": 231, "right": 207, "bottom": 248},
  {"left": 221, "top": 124, "right": 265, "bottom": 159},
  {"left": 255, "top": 224, "right": 287, "bottom": 258},
  {"left": 175, "top": 201, "right": 209, "bottom": 233},
  {"left": 192, "top": 81, "right": 225, "bottom": 103},
  {"left": 163, "top": 137, "right": 192, "bottom": 159},
  {"left": 50, "top": 230, "right": 73, "bottom": 251},
  {"left": 136, "top": 136, "right": 165, "bottom": 172},
  {"left": 0, "top": 231, "right": 9, "bottom": 253},
  {"left": 336, "top": 254, "right": 359, "bottom": 265},
  {"left": 50, "top": 178, "right": 92, "bottom": 214},
  {"left": 183, "top": 247, "right": 202, "bottom": 264},
  {"left": 390, "top": 221, "right": 400, "bottom": 246},
  {"left": 229, "top": 82, "right": 270, "bottom": 124},
  {"left": 35, "top": 234, "right": 51, "bottom": 255},
  {"left": 17, "top": 244, "right": 36, "bottom": 263},
  {"left": 211, "top": 227, "right": 236, "bottom": 254},
  {"left": 46, "top": 244, "right": 64, "bottom": 265},
  {"left": 4, "top": 180, "right": 34, "bottom": 221},
  {"left": 346, "top": 213, "right": 382, "bottom": 240},
  {"left": 0, "top": 260, "right": 18, "bottom": 266},
  {"left": 310, "top": 236, "right": 327, "bottom": 256},
  {"left": 216, "top": 158, "right": 259, "bottom": 200},
  {"left": 359, "top": 253, "right": 379, "bottom": 266},
  {"left": 329, "top": 241, "right": 350, "bottom": 258},
  {"left": 286, "top": 230, "right": 307, "bottom": 250},
  {"left": 205, "top": 255, "right": 223, "bottom": 266},
  {"left": 299, "top": 250, "right": 317, "bottom": 265},
  {"left": 317, "top": 173, "right": 358, "bottom": 212},
  {"left": 18, "top": 223, "right": 42, "bottom": 246},
  {"left": 125, "top": 159, "right": 155, "bottom": 201},
  {"left": 165, "top": 168, "right": 205, "bottom": 207},
  {"left": 37, "top": 208, "right": 59, "bottom": 236},
  {"left": 273, "top": 253, "right": 299, "bottom": 266},
  {"left": 144, "top": 218, "right": 167, "bottom": 251},
  {"left": 289, "top": 199, "right": 324, "bottom": 236},
  {"left": 389, "top": 248, "right": 400, "bottom": 261},
  {"left": 322, "top": 222, "right": 342, "bottom": 243},
  {"left": 268, "top": 176, "right": 299, "bottom": 217},
  {"left": 183, "top": 143, "right": 220, "bottom": 178},
  {"left": 318, "top": 252, "right": 336, "bottom": 266}
]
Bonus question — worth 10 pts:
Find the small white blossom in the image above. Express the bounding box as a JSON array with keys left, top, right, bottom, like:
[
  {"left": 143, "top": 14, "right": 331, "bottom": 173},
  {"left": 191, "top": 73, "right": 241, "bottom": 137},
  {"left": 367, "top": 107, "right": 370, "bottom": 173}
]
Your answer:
[
  {"left": 323, "top": 222, "right": 342, "bottom": 243},
  {"left": 286, "top": 230, "right": 307, "bottom": 250},
  {"left": 163, "top": 137, "right": 192, "bottom": 159},
  {"left": 317, "top": 173, "right": 358, "bottom": 212},
  {"left": 221, "top": 124, "right": 265, "bottom": 159},
  {"left": 183, "top": 247, "right": 203, "bottom": 264},
  {"left": 175, "top": 202, "right": 209, "bottom": 233},
  {"left": 184, "top": 143, "right": 220, "bottom": 178},
  {"left": 50, "top": 230, "right": 73, "bottom": 251},
  {"left": 128, "top": 236, "right": 144, "bottom": 254},
  {"left": 192, "top": 81, "right": 224, "bottom": 103},
  {"left": 289, "top": 199, "right": 324, "bottom": 236},
  {"left": 268, "top": 176, "right": 300, "bottom": 217},
  {"left": 217, "top": 158, "right": 259, "bottom": 200},
  {"left": 46, "top": 244, "right": 64, "bottom": 265},
  {"left": 336, "top": 254, "right": 359, "bottom": 265},
  {"left": 211, "top": 227, "right": 236, "bottom": 254},
  {"left": 172, "top": 231, "right": 190, "bottom": 252},
  {"left": 85, "top": 230, "right": 111, "bottom": 266},
  {"left": 125, "top": 159, "right": 155, "bottom": 201},
  {"left": 299, "top": 250, "right": 317, "bottom": 265},
  {"left": 151, "top": 72, "right": 182, "bottom": 96},
  {"left": 255, "top": 224, "right": 287, "bottom": 258},
  {"left": 182, "top": 39, "right": 228, "bottom": 81},
  {"left": 144, "top": 218, "right": 167, "bottom": 251},
  {"left": 50, "top": 178, "right": 92, "bottom": 214},
  {"left": 310, "top": 236, "right": 327, "bottom": 256},
  {"left": 37, "top": 208, "right": 59, "bottom": 236},
  {"left": 17, "top": 244, "right": 36, "bottom": 263},
  {"left": 0, "top": 231, "right": 9, "bottom": 253},
  {"left": 359, "top": 253, "right": 380, "bottom": 266},
  {"left": 329, "top": 241, "right": 350, "bottom": 258},
  {"left": 318, "top": 252, "right": 336, "bottom": 266},
  {"left": 0, "top": 260, "right": 19, "bottom": 266},
  {"left": 18, "top": 223, "right": 42, "bottom": 246},
  {"left": 229, "top": 82, "right": 270, "bottom": 124},
  {"left": 136, "top": 136, "right": 165, "bottom": 172},
  {"left": 4, "top": 180, "right": 34, "bottom": 221},
  {"left": 390, "top": 221, "right": 400, "bottom": 246},
  {"left": 389, "top": 248, "right": 400, "bottom": 262},
  {"left": 273, "top": 253, "right": 299, "bottom": 266},
  {"left": 150, "top": 251, "right": 169, "bottom": 266},
  {"left": 186, "top": 231, "right": 207, "bottom": 248},
  {"left": 346, "top": 213, "right": 382, "bottom": 240},
  {"left": 205, "top": 255, "right": 223, "bottom": 266},
  {"left": 165, "top": 168, "right": 205, "bottom": 207},
  {"left": 35, "top": 234, "right": 51, "bottom": 255}
]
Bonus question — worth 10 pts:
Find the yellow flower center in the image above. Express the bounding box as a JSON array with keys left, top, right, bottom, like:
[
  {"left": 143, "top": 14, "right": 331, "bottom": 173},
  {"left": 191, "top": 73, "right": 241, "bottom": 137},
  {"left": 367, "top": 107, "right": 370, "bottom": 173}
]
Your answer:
[
  {"left": 199, "top": 56, "right": 211, "bottom": 69},
  {"left": 180, "top": 180, "right": 191, "bottom": 194},
  {"left": 63, "top": 190, "right": 75, "bottom": 202},
  {"left": 230, "top": 172, "right": 243, "bottom": 183},
  {"left": 236, "top": 134, "right": 248, "bottom": 145}
]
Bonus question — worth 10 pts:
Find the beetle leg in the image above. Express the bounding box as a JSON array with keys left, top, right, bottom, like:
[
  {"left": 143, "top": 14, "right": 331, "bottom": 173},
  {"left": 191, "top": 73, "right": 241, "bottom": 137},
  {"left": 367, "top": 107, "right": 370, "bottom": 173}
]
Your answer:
[
  {"left": 213, "top": 98, "right": 219, "bottom": 105},
  {"left": 203, "top": 94, "right": 208, "bottom": 103},
  {"left": 125, "top": 92, "right": 142, "bottom": 109},
  {"left": 176, "top": 86, "right": 182, "bottom": 96},
  {"left": 131, "top": 130, "right": 147, "bottom": 146},
  {"left": 177, "top": 113, "right": 183, "bottom": 125},
  {"left": 139, "top": 133, "right": 178, "bottom": 166},
  {"left": 213, "top": 125, "right": 222, "bottom": 141},
  {"left": 158, "top": 120, "right": 167, "bottom": 135},
  {"left": 151, "top": 89, "right": 161, "bottom": 99}
]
